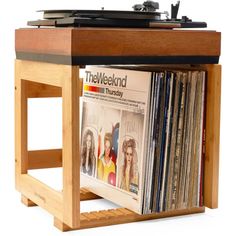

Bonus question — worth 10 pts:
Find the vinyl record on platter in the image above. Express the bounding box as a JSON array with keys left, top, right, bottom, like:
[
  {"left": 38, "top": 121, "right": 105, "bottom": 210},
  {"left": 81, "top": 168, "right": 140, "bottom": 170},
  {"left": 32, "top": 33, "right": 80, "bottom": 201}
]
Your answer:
[{"left": 40, "top": 9, "right": 161, "bottom": 20}]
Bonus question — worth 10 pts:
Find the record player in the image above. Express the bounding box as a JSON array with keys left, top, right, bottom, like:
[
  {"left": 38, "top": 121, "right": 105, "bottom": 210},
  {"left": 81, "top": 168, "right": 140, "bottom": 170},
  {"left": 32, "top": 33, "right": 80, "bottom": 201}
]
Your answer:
[
  {"left": 16, "top": 1, "right": 220, "bottom": 65},
  {"left": 28, "top": 1, "right": 207, "bottom": 29}
]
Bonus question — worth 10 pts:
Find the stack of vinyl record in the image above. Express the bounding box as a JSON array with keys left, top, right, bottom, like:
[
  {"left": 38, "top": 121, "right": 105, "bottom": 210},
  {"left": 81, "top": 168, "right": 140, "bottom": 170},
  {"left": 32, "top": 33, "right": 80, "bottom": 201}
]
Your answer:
[
  {"left": 80, "top": 65, "right": 206, "bottom": 214},
  {"left": 142, "top": 69, "right": 206, "bottom": 214}
]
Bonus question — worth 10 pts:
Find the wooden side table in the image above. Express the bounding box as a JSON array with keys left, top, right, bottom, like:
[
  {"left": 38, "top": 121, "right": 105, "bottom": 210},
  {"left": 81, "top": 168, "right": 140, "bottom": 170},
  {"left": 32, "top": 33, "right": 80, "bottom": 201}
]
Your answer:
[{"left": 15, "top": 28, "right": 221, "bottom": 231}]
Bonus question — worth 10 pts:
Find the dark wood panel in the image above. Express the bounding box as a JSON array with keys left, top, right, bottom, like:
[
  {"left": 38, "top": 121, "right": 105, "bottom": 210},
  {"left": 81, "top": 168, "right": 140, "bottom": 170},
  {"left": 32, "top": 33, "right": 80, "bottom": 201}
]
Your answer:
[
  {"left": 15, "top": 28, "right": 72, "bottom": 55},
  {"left": 15, "top": 28, "right": 221, "bottom": 58},
  {"left": 71, "top": 28, "right": 221, "bottom": 56}
]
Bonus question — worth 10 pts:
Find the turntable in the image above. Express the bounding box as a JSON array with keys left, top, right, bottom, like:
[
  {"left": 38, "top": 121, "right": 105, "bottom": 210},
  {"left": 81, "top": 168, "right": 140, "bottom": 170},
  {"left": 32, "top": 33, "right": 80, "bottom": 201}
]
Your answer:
[{"left": 28, "top": 1, "right": 207, "bottom": 29}]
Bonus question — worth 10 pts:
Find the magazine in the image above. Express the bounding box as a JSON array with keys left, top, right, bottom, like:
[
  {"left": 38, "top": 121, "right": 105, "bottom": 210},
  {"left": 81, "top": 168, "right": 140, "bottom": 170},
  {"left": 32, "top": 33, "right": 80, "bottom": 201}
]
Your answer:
[{"left": 80, "top": 66, "right": 152, "bottom": 213}]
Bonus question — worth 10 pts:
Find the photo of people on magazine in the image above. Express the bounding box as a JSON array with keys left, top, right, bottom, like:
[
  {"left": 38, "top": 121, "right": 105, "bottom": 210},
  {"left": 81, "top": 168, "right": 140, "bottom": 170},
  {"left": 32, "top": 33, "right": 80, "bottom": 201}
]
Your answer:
[
  {"left": 118, "top": 111, "right": 144, "bottom": 194},
  {"left": 81, "top": 129, "right": 96, "bottom": 177},
  {"left": 96, "top": 106, "right": 120, "bottom": 186},
  {"left": 80, "top": 102, "right": 99, "bottom": 177},
  {"left": 97, "top": 132, "right": 117, "bottom": 185},
  {"left": 119, "top": 138, "right": 139, "bottom": 193}
]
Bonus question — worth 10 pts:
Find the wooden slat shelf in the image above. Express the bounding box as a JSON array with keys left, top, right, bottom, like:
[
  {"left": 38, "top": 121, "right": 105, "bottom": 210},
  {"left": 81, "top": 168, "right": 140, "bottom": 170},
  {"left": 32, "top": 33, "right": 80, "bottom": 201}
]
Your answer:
[
  {"left": 22, "top": 185, "right": 205, "bottom": 231},
  {"left": 53, "top": 190, "right": 205, "bottom": 232},
  {"left": 77, "top": 207, "right": 205, "bottom": 230},
  {"left": 80, "top": 188, "right": 102, "bottom": 201},
  {"left": 15, "top": 27, "right": 221, "bottom": 231}
]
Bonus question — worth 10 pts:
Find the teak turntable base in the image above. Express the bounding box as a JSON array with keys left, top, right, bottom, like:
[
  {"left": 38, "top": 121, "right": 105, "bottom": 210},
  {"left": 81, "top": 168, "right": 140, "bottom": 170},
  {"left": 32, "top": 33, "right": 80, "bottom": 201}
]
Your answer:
[{"left": 15, "top": 28, "right": 221, "bottom": 231}]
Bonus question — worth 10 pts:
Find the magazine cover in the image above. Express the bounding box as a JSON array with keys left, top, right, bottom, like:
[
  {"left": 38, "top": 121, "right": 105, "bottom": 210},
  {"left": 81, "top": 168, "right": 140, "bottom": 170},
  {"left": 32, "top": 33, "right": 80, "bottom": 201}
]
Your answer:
[{"left": 80, "top": 66, "right": 151, "bottom": 213}]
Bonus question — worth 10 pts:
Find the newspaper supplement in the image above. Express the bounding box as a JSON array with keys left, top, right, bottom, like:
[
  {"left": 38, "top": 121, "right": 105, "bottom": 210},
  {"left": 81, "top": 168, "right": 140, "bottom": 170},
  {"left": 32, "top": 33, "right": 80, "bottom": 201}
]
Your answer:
[{"left": 80, "top": 66, "right": 152, "bottom": 214}]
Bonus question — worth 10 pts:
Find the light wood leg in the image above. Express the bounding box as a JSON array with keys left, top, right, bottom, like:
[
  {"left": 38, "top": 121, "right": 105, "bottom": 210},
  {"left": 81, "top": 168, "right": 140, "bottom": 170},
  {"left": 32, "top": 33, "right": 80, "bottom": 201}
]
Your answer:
[
  {"left": 15, "top": 61, "right": 28, "bottom": 191},
  {"left": 21, "top": 195, "right": 37, "bottom": 207},
  {"left": 204, "top": 64, "right": 221, "bottom": 208},
  {"left": 62, "top": 66, "right": 81, "bottom": 228},
  {"left": 54, "top": 217, "right": 71, "bottom": 232}
]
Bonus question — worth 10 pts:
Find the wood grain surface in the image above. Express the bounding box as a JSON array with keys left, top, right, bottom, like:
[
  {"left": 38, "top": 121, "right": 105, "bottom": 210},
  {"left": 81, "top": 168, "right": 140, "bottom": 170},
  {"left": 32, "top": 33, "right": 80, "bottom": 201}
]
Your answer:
[{"left": 15, "top": 28, "right": 221, "bottom": 57}]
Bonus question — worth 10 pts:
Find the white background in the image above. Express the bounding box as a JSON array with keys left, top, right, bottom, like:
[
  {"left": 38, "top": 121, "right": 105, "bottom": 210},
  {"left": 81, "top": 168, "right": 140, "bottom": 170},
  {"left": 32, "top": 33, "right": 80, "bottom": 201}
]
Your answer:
[{"left": 0, "top": 0, "right": 235, "bottom": 235}]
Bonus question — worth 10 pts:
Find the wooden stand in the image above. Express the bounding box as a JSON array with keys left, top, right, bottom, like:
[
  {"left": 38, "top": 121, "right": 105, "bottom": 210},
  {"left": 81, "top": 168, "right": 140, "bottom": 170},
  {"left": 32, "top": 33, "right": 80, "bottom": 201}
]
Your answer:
[{"left": 15, "top": 28, "right": 221, "bottom": 231}]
